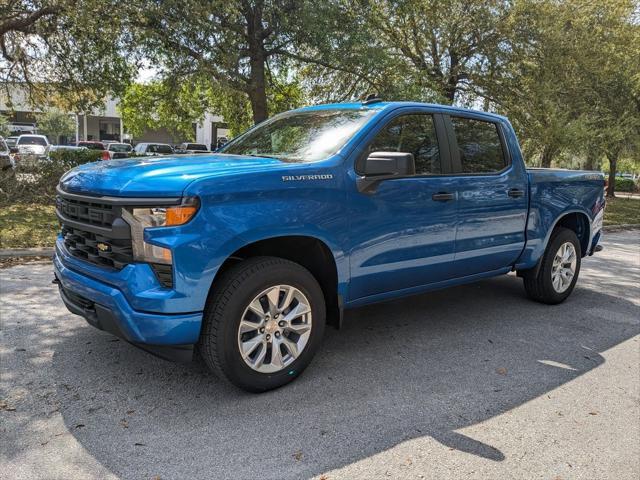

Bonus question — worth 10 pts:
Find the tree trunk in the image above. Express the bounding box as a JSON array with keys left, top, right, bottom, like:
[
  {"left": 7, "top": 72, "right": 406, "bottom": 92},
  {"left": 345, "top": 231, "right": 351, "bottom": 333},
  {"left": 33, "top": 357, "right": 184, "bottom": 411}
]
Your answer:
[
  {"left": 584, "top": 150, "right": 598, "bottom": 171},
  {"left": 540, "top": 145, "right": 554, "bottom": 168},
  {"left": 245, "top": 5, "right": 269, "bottom": 125},
  {"left": 248, "top": 67, "right": 268, "bottom": 124},
  {"left": 606, "top": 153, "right": 618, "bottom": 198}
]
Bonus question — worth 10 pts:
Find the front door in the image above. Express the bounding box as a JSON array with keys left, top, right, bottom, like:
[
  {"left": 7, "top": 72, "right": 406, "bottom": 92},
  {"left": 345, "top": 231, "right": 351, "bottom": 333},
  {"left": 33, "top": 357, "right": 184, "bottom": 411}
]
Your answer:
[{"left": 347, "top": 111, "right": 458, "bottom": 301}]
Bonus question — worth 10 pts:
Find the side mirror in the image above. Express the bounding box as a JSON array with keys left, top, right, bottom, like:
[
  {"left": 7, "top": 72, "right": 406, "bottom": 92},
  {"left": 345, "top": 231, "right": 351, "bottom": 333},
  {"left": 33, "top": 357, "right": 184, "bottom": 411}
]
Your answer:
[{"left": 357, "top": 151, "right": 415, "bottom": 192}]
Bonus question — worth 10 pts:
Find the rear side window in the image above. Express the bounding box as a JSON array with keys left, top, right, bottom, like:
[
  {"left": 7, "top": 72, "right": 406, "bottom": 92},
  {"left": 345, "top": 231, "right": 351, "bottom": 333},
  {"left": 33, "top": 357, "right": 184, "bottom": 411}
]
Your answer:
[
  {"left": 450, "top": 117, "right": 506, "bottom": 173},
  {"left": 368, "top": 114, "right": 441, "bottom": 175}
]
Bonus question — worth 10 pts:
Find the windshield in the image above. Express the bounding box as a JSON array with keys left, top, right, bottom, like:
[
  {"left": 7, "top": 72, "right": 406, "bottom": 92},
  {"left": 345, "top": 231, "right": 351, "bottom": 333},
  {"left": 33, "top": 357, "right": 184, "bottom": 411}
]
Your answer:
[
  {"left": 109, "top": 143, "right": 132, "bottom": 152},
  {"left": 18, "top": 136, "right": 47, "bottom": 147},
  {"left": 6, "top": 138, "right": 17, "bottom": 147},
  {"left": 221, "top": 109, "right": 377, "bottom": 162}
]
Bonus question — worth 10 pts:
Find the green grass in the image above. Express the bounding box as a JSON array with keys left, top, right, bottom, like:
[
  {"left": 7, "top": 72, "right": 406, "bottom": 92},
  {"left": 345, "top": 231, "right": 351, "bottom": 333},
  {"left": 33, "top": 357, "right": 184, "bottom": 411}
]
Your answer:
[
  {"left": 0, "top": 196, "right": 638, "bottom": 249},
  {"left": 0, "top": 204, "right": 58, "bottom": 248},
  {"left": 604, "top": 196, "right": 640, "bottom": 226}
]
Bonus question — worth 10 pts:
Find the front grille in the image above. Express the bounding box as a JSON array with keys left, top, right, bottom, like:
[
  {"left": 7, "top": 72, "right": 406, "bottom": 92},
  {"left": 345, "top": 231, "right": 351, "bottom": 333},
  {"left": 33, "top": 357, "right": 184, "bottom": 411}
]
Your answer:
[
  {"left": 56, "top": 191, "right": 133, "bottom": 270},
  {"left": 61, "top": 224, "right": 133, "bottom": 269},
  {"left": 56, "top": 195, "right": 115, "bottom": 228}
]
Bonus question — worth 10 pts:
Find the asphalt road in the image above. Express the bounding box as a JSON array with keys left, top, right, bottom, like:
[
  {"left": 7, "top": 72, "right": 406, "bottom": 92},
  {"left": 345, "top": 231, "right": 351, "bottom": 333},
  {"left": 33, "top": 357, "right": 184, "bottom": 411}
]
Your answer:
[{"left": 1, "top": 231, "right": 639, "bottom": 480}]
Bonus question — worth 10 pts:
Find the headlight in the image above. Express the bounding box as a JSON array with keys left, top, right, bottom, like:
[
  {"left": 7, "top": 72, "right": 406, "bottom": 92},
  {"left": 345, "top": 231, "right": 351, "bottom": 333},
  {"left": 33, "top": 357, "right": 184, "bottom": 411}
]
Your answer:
[{"left": 122, "top": 197, "right": 199, "bottom": 264}]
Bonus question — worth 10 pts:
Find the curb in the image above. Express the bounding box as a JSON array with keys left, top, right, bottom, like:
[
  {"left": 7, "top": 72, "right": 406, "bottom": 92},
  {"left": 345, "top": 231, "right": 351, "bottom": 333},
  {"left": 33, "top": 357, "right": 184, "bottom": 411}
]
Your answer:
[
  {"left": 0, "top": 247, "right": 54, "bottom": 258},
  {"left": 603, "top": 224, "right": 640, "bottom": 232}
]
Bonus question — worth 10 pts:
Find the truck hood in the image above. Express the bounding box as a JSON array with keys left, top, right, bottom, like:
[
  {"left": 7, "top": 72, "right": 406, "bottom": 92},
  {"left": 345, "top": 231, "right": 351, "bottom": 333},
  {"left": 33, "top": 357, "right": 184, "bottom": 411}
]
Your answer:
[{"left": 60, "top": 154, "right": 292, "bottom": 197}]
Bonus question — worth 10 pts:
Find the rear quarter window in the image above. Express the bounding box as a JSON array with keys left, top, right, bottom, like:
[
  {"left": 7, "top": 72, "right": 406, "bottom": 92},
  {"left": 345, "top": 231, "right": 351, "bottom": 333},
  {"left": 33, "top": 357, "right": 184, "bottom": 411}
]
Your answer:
[{"left": 450, "top": 117, "right": 507, "bottom": 174}]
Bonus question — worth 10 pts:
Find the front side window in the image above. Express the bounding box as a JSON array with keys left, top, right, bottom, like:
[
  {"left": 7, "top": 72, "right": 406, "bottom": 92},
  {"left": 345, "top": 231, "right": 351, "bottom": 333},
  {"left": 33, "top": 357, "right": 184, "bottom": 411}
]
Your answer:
[
  {"left": 221, "top": 109, "right": 377, "bottom": 162},
  {"left": 368, "top": 114, "right": 441, "bottom": 175},
  {"left": 450, "top": 117, "right": 506, "bottom": 173}
]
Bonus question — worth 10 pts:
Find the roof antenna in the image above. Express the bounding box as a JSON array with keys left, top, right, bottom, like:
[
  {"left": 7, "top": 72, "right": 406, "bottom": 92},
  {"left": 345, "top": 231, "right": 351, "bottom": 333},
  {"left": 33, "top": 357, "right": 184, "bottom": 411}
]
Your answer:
[{"left": 362, "top": 93, "right": 382, "bottom": 105}]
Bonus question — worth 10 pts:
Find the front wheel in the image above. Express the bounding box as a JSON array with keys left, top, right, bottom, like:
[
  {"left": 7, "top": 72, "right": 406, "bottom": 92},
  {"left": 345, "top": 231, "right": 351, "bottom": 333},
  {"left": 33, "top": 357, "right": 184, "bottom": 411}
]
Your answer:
[
  {"left": 523, "top": 227, "right": 582, "bottom": 304},
  {"left": 198, "top": 256, "right": 325, "bottom": 392}
]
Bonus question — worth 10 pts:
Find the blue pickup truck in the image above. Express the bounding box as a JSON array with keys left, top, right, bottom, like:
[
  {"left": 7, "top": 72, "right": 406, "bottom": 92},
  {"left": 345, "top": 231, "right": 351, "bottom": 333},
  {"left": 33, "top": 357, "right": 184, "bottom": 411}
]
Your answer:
[{"left": 53, "top": 100, "right": 605, "bottom": 392}]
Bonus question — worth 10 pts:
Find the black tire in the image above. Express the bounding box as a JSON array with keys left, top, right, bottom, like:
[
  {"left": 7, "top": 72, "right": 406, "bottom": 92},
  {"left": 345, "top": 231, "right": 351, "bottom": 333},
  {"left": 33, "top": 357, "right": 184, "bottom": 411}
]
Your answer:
[
  {"left": 198, "top": 256, "right": 326, "bottom": 392},
  {"left": 523, "top": 227, "right": 581, "bottom": 304}
]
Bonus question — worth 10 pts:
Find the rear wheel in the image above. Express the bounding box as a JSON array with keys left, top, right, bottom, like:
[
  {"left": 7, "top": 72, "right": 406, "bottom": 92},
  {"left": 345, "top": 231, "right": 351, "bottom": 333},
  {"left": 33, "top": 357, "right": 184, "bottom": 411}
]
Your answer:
[
  {"left": 523, "top": 227, "right": 581, "bottom": 304},
  {"left": 199, "top": 256, "right": 325, "bottom": 392}
]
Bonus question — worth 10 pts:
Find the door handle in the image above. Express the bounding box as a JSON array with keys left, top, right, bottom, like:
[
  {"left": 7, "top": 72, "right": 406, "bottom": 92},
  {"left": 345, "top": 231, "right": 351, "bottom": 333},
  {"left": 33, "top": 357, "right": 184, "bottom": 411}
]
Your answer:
[
  {"left": 508, "top": 188, "right": 525, "bottom": 198},
  {"left": 432, "top": 192, "right": 455, "bottom": 201}
]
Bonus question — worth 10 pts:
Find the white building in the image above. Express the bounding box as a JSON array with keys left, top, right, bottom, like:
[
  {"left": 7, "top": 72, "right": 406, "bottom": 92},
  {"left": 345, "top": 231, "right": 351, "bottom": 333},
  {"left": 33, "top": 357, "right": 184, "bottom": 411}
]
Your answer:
[{"left": 0, "top": 86, "right": 230, "bottom": 148}]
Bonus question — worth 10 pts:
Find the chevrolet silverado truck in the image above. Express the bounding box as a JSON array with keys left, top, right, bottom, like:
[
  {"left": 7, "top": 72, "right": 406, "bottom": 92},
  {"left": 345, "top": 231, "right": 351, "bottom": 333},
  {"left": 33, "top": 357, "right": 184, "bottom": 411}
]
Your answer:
[{"left": 53, "top": 101, "right": 605, "bottom": 392}]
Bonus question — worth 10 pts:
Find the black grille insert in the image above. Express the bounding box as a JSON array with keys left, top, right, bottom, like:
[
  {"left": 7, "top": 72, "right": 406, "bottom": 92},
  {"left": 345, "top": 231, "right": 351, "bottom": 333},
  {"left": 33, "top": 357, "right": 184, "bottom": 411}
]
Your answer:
[
  {"left": 56, "top": 195, "right": 115, "bottom": 228},
  {"left": 61, "top": 224, "right": 133, "bottom": 269},
  {"left": 57, "top": 191, "right": 133, "bottom": 270}
]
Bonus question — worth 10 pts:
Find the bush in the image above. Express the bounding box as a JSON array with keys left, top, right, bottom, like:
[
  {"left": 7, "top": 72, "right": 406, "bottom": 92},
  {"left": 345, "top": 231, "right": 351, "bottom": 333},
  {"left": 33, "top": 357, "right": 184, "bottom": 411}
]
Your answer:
[
  {"left": 615, "top": 177, "right": 637, "bottom": 193},
  {"left": 0, "top": 149, "right": 102, "bottom": 205}
]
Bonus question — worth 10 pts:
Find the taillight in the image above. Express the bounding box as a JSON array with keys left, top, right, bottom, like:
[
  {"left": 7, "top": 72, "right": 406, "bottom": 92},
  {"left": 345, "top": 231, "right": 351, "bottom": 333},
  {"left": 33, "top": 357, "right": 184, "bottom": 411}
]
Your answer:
[{"left": 101, "top": 150, "right": 110, "bottom": 160}]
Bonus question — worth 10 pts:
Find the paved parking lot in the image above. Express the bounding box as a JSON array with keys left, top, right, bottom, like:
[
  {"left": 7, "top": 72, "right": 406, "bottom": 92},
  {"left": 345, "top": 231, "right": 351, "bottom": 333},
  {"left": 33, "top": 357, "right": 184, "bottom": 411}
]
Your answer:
[{"left": 1, "top": 231, "right": 639, "bottom": 480}]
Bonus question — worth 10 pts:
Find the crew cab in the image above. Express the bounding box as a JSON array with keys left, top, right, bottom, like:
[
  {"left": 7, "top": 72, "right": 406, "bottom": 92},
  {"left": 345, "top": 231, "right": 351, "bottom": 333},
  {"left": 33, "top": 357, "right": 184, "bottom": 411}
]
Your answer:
[{"left": 53, "top": 101, "right": 605, "bottom": 392}]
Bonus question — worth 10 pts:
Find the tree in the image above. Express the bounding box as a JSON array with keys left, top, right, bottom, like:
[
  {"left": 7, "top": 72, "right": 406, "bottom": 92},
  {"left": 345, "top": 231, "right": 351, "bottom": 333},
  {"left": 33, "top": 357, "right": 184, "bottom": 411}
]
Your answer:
[
  {"left": 137, "top": 0, "right": 310, "bottom": 124},
  {"left": 0, "top": 114, "right": 10, "bottom": 138},
  {"left": 291, "top": 0, "right": 510, "bottom": 104},
  {"left": 1, "top": 0, "right": 138, "bottom": 112},
  {"left": 572, "top": 1, "right": 640, "bottom": 197},
  {"left": 119, "top": 80, "right": 211, "bottom": 141},
  {"left": 37, "top": 108, "right": 75, "bottom": 143}
]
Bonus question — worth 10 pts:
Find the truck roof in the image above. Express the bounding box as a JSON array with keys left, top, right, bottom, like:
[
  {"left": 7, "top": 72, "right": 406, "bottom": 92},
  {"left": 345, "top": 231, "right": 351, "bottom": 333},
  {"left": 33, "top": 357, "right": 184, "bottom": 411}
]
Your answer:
[{"left": 296, "top": 101, "right": 508, "bottom": 122}]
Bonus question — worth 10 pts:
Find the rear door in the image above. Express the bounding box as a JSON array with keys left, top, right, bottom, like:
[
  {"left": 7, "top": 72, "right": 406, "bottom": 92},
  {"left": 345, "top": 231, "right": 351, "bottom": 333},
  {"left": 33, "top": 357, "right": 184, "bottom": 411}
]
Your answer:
[
  {"left": 444, "top": 114, "right": 528, "bottom": 276},
  {"left": 347, "top": 109, "right": 459, "bottom": 301}
]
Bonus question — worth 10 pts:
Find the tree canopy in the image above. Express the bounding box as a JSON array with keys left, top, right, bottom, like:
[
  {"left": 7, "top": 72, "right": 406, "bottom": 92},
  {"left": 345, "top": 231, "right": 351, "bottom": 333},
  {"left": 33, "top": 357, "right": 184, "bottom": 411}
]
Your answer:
[{"left": 3, "top": 0, "right": 639, "bottom": 194}]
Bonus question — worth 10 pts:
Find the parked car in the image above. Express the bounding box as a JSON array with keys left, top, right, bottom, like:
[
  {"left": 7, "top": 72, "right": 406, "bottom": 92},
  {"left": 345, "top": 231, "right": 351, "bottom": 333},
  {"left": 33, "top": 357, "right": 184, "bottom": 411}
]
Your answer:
[
  {"left": 176, "top": 142, "right": 210, "bottom": 154},
  {"left": 133, "top": 143, "right": 174, "bottom": 156},
  {"left": 5, "top": 136, "right": 19, "bottom": 152},
  {"left": 0, "top": 136, "right": 15, "bottom": 170},
  {"left": 216, "top": 136, "right": 228, "bottom": 149},
  {"left": 45, "top": 145, "right": 88, "bottom": 159},
  {"left": 14, "top": 134, "right": 50, "bottom": 167},
  {"left": 104, "top": 142, "right": 133, "bottom": 160},
  {"left": 53, "top": 101, "right": 605, "bottom": 393},
  {"left": 75, "top": 141, "right": 106, "bottom": 151}
]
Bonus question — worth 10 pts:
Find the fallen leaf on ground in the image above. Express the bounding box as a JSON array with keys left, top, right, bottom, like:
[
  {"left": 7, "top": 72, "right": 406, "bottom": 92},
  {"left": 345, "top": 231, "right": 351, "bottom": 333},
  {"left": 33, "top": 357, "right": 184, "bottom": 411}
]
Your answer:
[
  {"left": 496, "top": 367, "right": 507, "bottom": 375},
  {"left": 292, "top": 450, "right": 303, "bottom": 461},
  {"left": 0, "top": 401, "right": 16, "bottom": 411}
]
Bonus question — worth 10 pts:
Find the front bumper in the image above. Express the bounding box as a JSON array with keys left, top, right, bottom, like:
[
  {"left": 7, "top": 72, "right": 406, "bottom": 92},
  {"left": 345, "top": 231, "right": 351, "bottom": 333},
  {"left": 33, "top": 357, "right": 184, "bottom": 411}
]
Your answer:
[{"left": 54, "top": 246, "right": 203, "bottom": 353}]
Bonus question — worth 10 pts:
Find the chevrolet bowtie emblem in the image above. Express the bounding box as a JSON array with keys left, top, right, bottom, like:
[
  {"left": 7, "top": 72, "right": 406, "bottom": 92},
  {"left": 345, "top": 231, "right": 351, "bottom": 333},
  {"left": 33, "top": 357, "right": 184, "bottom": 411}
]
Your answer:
[{"left": 97, "top": 242, "right": 110, "bottom": 252}]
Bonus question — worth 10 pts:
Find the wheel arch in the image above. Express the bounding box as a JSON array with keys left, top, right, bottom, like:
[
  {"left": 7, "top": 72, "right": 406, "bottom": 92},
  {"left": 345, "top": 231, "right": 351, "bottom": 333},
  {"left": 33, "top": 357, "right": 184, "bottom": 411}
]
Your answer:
[
  {"left": 554, "top": 211, "right": 591, "bottom": 256},
  {"left": 209, "top": 235, "right": 343, "bottom": 328},
  {"left": 518, "top": 209, "right": 591, "bottom": 278}
]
